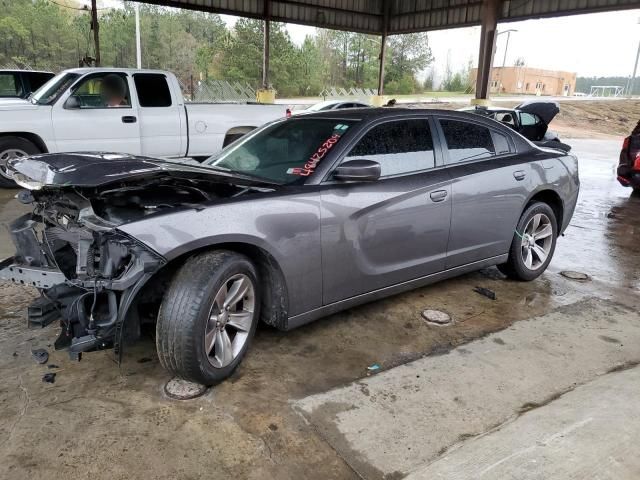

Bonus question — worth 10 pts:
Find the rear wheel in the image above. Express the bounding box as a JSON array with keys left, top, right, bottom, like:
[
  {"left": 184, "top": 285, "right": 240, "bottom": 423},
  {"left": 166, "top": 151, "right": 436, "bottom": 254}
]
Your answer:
[
  {"left": 0, "top": 136, "right": 41, "bottom": 188},
  {"left": 156, "top": 250, "right": 260, "bottom": 385},
  {"left": 498, "top": 202, "right": 557, "bottom": 281}
]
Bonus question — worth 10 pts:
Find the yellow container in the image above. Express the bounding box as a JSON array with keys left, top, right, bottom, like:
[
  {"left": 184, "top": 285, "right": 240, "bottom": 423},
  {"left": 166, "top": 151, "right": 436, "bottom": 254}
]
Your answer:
[
  {"left": 470, "top": 98, "right": 492, "bottom": 106},
  {"left": 256, "top": 88, "right": 276, "bottom": 104},
  {"left": 370, "top": 95, "right": 387, "bottom": 107}
]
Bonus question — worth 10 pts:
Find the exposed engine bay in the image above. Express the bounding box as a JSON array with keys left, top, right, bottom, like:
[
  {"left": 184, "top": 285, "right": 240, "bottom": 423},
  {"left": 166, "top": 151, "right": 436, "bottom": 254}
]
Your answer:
[{"left": 1, "top": 170, "right": 266, "bottom": 360}]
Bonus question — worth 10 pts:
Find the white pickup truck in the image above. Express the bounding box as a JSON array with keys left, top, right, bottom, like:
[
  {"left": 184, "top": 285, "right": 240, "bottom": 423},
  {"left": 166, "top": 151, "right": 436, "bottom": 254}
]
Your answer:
[{"left": 0, "top": 68, "right": 287, "bottom": 187}]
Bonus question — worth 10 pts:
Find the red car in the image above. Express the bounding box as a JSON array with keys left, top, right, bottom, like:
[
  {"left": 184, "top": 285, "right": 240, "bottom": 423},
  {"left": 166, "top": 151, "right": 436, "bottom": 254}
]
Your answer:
[{"left": 617, "top": 121, "right": 640, "bottom": 193}]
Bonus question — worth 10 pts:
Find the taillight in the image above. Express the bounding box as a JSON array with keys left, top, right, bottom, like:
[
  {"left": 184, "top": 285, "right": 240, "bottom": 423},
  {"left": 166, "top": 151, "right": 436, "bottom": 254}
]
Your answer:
[
  {"left": 633, "top": 155, "right": 640, "bottom": 170},
  {"left": 286, "top": 108, "right": 292, "bottom": 118}
]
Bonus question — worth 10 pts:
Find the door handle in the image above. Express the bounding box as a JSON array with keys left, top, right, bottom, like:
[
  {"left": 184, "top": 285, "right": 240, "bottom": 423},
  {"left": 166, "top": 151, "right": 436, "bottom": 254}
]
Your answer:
[
  {"left": 121, "top": 116, "right": 137, "bottom": 124},
  {"left": 430, "top": 190, "right": 448, "bottom": 202},
  {"left": 513, "top": 170, "right": 526, "bottom": 181}
]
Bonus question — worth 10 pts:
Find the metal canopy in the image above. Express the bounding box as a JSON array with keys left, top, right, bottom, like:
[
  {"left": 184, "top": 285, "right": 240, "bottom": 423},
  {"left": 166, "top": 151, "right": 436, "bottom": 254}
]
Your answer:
[{"left": 136, "top": 0, "right": 640, "bottom": 34}]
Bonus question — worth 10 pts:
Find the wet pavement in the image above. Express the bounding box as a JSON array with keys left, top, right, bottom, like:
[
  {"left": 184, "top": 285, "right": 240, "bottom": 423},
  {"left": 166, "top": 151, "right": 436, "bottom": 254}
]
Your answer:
[{"left": 0, "top": 137, "right": 639, "bottom": 479}]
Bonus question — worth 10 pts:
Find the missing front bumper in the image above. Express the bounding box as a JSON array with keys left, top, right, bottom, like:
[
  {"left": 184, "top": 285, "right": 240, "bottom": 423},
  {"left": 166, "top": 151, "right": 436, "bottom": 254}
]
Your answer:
[{"left": 0, "top": 257, "right": 66, "bottom": 289}]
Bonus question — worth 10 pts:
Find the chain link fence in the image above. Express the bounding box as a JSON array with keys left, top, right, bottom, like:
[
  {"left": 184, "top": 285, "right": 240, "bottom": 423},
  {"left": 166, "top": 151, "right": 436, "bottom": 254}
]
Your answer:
[
  {"left": 179, "top": 78, "right": 257, "bottom": 103},
  {"left": 0, "top": 61, "right": 63, "bottom": 73},
  {"left": 319, "top": 87, "right": 377, "bottom": 99}
]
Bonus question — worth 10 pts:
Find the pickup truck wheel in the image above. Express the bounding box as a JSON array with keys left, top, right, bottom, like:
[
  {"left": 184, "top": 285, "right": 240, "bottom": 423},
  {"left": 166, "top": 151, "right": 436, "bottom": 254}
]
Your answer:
[
  {"left": 156, "top": 250, "right": 260, "bottom": 386},
  {"left": 223, "top": 132, "right": 249, "bottom": 148},
  {"left": 498, "top": 202, "right": 557, "bottom": 281},
  {"left": 0, "top": 137, "right": 41, "bottom": 188}
]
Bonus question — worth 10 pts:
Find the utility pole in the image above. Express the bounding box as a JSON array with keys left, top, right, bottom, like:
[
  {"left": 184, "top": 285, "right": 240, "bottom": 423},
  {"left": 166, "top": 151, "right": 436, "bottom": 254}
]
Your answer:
[
  {"left": 91, "top": 0, "right": 100, "bottom": 66},
  {"left": 502, "top": 30, "right": 513, "bottom": 68},
  {"left": 135, "top": 2, "right": 142, "bottom": 68},
  {"left": 627, "top": 17, "right": 640, "bottom": 98}
]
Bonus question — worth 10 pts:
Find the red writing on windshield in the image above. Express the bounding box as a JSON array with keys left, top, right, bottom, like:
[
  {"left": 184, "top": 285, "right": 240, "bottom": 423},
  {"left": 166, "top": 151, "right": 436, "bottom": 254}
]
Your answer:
[{"left": 288, "top": 133, "right": 341, "bottom": 176}]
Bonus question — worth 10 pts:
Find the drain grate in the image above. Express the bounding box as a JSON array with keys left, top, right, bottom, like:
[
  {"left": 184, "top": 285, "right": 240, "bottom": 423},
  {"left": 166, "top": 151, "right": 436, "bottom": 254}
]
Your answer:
[
  {"left": 164, "top": 377, "right": 208, "bottom": 400},
  {"left": 560, "top": 271, "right": 590, "bottom": 281},
  {"left": 422, "top": 309, "right": 452, "bottom": 326}
]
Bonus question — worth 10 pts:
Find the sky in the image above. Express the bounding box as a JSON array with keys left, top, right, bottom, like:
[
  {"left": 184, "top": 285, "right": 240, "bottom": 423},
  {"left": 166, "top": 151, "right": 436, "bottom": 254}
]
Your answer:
[
  {"left": 95, "top": 2, "right": 640, "bottom": 79},
  {"left": 223, "top": 9, "right": 640, "bottom": 79}
]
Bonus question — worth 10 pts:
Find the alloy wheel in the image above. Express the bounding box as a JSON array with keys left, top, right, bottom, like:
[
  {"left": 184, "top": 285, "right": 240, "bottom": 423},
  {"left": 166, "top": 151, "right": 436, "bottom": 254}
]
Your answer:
[
  {"left": 204, "top": 274, "right": 256, "bottom": 368},
  {"left": 0, "top": 148, "right": 28, "bottom": 179},
  {"left": 520, "top": 213, "right": 553, "bottom": 270}
]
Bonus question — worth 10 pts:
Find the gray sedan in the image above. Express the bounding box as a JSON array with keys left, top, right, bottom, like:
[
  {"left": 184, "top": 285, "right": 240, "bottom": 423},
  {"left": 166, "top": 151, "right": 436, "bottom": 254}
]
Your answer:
[{"left": 2, "top": 108, "right": 579, "bottom": 385}]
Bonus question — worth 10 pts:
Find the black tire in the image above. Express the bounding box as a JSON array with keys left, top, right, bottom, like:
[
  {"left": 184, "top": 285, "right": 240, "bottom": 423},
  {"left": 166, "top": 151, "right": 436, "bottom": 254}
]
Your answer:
[
  {"left": 156, "top": 250, "right": 260, "bottom": 385},
  {"left": 498, "top": 202, "right": 558, "bottom": 281},
  {"left": 0, "top": 136, "right": 41, "bottom": 188}
]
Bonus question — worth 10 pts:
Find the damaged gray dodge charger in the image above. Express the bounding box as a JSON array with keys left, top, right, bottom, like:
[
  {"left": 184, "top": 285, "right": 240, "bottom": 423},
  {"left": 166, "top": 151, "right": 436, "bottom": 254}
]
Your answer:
[{"left": 1, "top": 109, "right": 579, "bottom": 385}]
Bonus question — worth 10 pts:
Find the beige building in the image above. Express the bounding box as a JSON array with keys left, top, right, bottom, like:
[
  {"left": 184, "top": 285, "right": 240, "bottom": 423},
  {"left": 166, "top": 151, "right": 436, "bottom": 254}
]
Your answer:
[{"left": 470, "top": 67, "right": 577, "bottom": 96}]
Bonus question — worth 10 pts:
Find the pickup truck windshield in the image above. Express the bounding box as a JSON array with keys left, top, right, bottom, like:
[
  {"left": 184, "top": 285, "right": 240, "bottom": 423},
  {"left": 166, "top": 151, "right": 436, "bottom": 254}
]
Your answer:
[
  {"left": 204, "top": 118, "right": 354, "bottom": 184},
  {"left": 31, "top": 72, "right": 80, "bottom": 105}
]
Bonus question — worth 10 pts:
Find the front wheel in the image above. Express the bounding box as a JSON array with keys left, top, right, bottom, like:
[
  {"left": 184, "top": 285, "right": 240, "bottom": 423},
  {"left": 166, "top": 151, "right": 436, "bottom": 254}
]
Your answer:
[
  {"left": 498, "top": 202, "right": 558, "bottom": 281},
  {"left": 156, "top": 250, "right": 260, "bottom": 385},
  {"left": 0, "top": 136, "right": 41, "bottom": 188}
]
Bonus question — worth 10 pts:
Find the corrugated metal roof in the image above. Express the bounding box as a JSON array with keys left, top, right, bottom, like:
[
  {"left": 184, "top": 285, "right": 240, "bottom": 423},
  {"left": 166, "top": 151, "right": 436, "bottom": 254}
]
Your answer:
[{"left": 137, "top": 0, "right": 640, "bottom": 34}]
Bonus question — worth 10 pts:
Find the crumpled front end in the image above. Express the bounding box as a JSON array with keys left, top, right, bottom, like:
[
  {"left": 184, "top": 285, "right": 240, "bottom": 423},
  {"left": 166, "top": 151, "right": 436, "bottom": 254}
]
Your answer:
[{"left": 1, "top": 190, "right": 165, "bottom": 359}]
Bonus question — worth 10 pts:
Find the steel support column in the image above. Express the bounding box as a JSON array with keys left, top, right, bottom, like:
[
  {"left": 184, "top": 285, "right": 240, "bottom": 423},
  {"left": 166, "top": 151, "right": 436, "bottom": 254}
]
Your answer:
[
  {"left": 377, "top": 0, "right": 390, "bottom": 96},
  {"left": 475, "top": 0, "right": 500, "bottom": 100},
  {"left": 377, "top": 34, "right": 387, "bottom": 95},
  {"left": 263, "top": 19, "right": 270, "bottom": 88}
]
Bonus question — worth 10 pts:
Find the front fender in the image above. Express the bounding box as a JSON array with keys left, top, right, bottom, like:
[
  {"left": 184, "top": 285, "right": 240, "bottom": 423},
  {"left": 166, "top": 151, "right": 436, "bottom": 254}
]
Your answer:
[{"left": 117, "top": 193, "right": 323, "bottom": 316}]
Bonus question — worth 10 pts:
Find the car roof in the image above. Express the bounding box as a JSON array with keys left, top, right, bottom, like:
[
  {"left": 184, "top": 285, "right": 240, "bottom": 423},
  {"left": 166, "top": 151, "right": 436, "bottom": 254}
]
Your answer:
[
  {"left": 61, "top": 67, "right": 170, "bottom": 75},
  {"left": 291, "top": 107, "right": 494, "bottom": 122},
  {"left": 460, "top": 106, "right": 516, "bottom": 113},
  {"left": 0, "top": 69, "right": 54, "bottom": 74}
]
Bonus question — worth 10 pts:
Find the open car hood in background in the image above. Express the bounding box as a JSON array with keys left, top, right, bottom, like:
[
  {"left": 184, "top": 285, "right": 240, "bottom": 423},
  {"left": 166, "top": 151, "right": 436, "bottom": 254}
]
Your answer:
[{"left": 515, "top": 101, "right": 560, "bottom": 125}]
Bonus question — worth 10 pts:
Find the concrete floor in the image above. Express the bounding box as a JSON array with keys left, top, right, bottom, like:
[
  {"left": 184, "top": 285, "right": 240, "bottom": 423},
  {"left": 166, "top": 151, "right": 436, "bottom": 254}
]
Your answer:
[{"left": 0, "top": 138, "right": 639, "bottom": 479}]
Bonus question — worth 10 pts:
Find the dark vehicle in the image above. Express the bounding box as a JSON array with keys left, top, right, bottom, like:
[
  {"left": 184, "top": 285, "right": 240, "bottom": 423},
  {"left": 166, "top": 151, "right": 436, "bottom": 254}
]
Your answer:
[
  {"left": 1, "top": 109, "right": 579, "bottom": 385},
  {"left": 0, "top": 69, "right": 54, "bottom": 99},
  {"left": 617, "top": 120, "right": 640, "bottom": 192},
  {"left": 460, "top": 101, "right": 570, "bottom": 151}
]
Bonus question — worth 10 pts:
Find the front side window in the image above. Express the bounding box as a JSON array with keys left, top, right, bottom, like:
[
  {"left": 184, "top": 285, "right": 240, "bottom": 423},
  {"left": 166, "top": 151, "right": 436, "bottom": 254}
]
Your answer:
[
  {"left": 0, "top": 73, "right": 20, "bottom": 97},
  {"left": 344, "top": 119, "right": 435, "bottom": 177},
  {"left": 205, "top": 119, "right": 354, "bottom": 184},
  {"left": 70, "top": 73, "right": 131, "bottom": 108},
  {"left": 133, "top": 73, "right": 172, "bottom": 107},
  {"left": 440, "top": 119, "right": 495, "bottom": 163},
  {"left": 495, "top": 111, "right": 515, "bottom": 126}
]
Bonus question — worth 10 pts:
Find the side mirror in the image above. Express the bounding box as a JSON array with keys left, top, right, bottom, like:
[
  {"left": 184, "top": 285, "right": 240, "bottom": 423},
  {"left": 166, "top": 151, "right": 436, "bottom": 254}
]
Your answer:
[
  {"left": 333, "top": 159, "right": 381, "bottom": 182},
  {"left": 64, "top": 96, "right": 80, "bottom": 109}
]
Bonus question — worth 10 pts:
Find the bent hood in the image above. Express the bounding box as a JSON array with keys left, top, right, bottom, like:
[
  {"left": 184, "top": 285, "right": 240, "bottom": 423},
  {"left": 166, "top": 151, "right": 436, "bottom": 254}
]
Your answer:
[
  {"left": 516, "top": 101, "right": 560, "bottom": 125},
  {"left": 8, "top": 152, "right": 278, "bottom": 189}
]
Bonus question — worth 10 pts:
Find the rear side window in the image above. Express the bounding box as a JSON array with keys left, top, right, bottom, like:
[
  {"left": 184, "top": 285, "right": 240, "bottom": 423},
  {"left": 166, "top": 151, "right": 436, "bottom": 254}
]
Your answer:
[
  {"left": 345, "top": 119, "right": 435, "bottom": 177},
  {"left": 0, "top": 73, "right": 20, "bottom": 97},
  {"left": 26, "top": 72, "right": 54, "bottom": 91},
  {"left": 439, "top": 119, "right": 495, "bottom": 164},
  {"left": 520, "top": 112, "right": 540, "bottom": 126},
  {"left": 133, "top": 73, "right": 172, "bottom": 107}
]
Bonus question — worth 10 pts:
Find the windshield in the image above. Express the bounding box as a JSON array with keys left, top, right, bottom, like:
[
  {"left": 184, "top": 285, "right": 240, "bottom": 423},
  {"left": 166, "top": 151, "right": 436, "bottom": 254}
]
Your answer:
[
  {"left": 204, "top": 118, "right": 354, "bottom": 183},
  {"left": 31, "top": 72, "right": 80, "bottom": 105}
]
